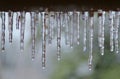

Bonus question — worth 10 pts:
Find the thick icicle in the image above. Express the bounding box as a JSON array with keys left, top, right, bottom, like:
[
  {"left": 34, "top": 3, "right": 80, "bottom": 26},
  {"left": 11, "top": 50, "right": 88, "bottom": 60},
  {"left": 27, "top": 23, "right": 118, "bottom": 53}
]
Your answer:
[
  {"left": 83, "top": 12, "right": 88, "bottom": 52},
  {"left": 109, "top": 11, "right": 114, "bottom": 52},
  {"left": 42, "top": 12, "right": 47, "bottom": 69},
  {"left": 114, "top": 12, "right": 119, "bottom": 53},
  {"left": 1, "top": 12, "right": 6, "bottom": 52},
  {"left": 8, "top": 10, "right": 13, "bottom": 43},
  {"left": 20, "top": 11, "right": 26, "bottom": 52},
  {"left": 30, "top": 12, "right": 36, "bottom": 60},
  {"left": 88, "top": 12, "right": 94, "bottom": 71},
  {"left": 56, "top": 12, "right": 61, "bottom": 61}
]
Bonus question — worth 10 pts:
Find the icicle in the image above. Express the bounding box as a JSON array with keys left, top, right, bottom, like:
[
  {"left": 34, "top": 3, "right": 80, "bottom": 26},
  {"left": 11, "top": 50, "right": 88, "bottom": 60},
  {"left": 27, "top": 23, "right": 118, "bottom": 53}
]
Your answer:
[
  {"left": 101, "top": 11, "right": 105, "bottom": 55},
  {"left": 109, "top": 11, "right": 114, "bottom": 52},
  {"left": 8, "top": 10, "right": 13, "bottom": 43},
  {"left": 1, "top": 12, "right": 6, "bottom": 52},
  {"left": 16, "top": 12, "right": 20, "bottom": 29},
  {"left": 114, "top": 11, "right": 119, "bottom": 53},
  {"left": 88, "top": 12, "right": 94, "bottom": 71},
  {"left": 75, "top": 12, "right": 80, "bottom": 45},
  {"left": 20, "top": 11, "right": 26, "bottom": 52},
  {"left": 65, "top": 13, "right": 70, "bottom": 46},
  {"left": 30, "top": 12, "right": 36, "bottom": 60},
  {"left": 48, "top": 12, "right": 54, "bottom": 45},
  {"left": 56, "top": 12, "right": 61, "bottom": 61},
  {"left": 42, "top": 11, "right": 47, "bottom": 69},
  {"left": 83, "top": 12, "right": 88, "bottom": 52},
  {"left": 98, "top": 10, "right": 102, "bottom": 48},
  {"left": 69, "top": 12, "right": 74, "bottom": 48},
  {"left": 98, "top": 10, "right": 105, "bottom": 55}
]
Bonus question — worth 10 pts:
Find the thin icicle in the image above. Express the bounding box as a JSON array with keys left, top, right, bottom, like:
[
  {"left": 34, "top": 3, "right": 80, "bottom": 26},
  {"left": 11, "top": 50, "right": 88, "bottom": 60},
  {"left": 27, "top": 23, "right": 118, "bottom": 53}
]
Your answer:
[
  {"left": 109, "top": 11, "right": 114, "bottom": 52},
  {"left": 48, "top": 12, "right": 54, "bottom": 45},
  {"left": 42, "top": 12, "right": 47, "bottom": 69},
  {"left": 98, "top": 10, "right": 102, "bottom": 48},
  {"left": 69, "top": 12, "right": 74, "bottom": 48},
  {"left": 88, "top": 13, "right": 94, "bottom": 71},
  {"left": 8, "top": 10, "right": 13, "bottom": 43},
  {"left": 56, "top": 12, "right": 61, "bottom": 61},
  {"left": 114, "top": 12, "right": 119, "bottom": 53},
  {"left": 74, "top": 11, "right": 80, "bottom": 45},
  {"left": 98, "top": 10, "right": 105, "bottom": 55},
  {"left": 30, "top": 12, "right": 36, "bottom": 60},
  {"left": 20, "top": 11, "right": 26, "bottom": 52},
  {"left": 100, "top": 11, "right": 105, "bottom": 55},
  {"left": 16, "top": 12, "right": 20, "bottom": 29},
  {"left": 65, "top": 13, "right": 70, "bottom": 46},
  {"left": 83, "top": 12, "right": 88, "bottom": 52},
  {"left": 1, "top": 12, "right": 6, "bottom": 52}
]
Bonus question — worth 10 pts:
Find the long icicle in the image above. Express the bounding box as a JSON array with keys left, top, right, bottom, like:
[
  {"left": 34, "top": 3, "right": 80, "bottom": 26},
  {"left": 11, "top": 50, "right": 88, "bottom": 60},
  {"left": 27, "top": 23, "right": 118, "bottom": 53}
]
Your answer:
[
  {"left": 30, "top": 12, "right": 36, "bottom": 60},
  {"left": 98, "top": 10, "right": 102, "bottom": 48},
  {"left": 20, "top": 11, "right": 26, "bottom": 52},
  {"left": 101, "top": 11, "right": 105, "bottom": 55},
  {"left": 88, "top": 12, "right": 94, "bottom": 71},
  {"left": 56, "top": 12, "right": 61, "bottom": 61},
  {"left": 70, "top": 12, "right": 74, "bottom": 48},
  {"left": 98, "top": 10, "right": 105, "bottom": 55},
  {"left": 114, "top": 11, "right": 119, "bottom": 53},
  {"left": 48, "top": 12, "right": 54, "bottom": 45},
  {"left": 42, "top": 11, "right": 47, "bottom": 69},
  {"left": 109, "top": 11, "right": 114, "bottom": 52},
  {"left": 76, "top": 12, "right": 80, "bottom": 45},
  {"left": 1, "top": 12, "right": 6, "bottom": 52},
  {"left": 65, "top": 12, "right": 70, "bottom": 46},
  {"left": 83, "top": 12, "right": 88, "bottom": 52},
  {"left": 8, "top": 10, "right": 13, "bottom": 43}
]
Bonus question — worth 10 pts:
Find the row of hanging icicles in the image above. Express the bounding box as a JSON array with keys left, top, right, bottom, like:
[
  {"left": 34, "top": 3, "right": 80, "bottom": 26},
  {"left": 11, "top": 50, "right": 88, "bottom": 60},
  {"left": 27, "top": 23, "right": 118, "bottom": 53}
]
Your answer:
[{"left": 0, "top": 9, "right": 120, "bottom": 70}]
